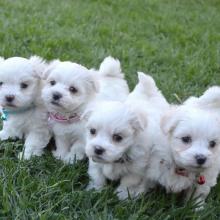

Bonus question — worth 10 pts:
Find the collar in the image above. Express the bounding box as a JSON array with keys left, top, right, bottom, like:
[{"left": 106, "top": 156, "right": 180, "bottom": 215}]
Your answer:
[
  {"left": 0, "top": 104, "right": 35, "bottom": 121},
  {"left": 114, "top": 153, "right": 132, "bottom": 164},
  {"left": 174, "top": 166, "right": 205, "bottom": 185},
  {"left": 48, "top": 112, "right": 80, "bottom": 124}
]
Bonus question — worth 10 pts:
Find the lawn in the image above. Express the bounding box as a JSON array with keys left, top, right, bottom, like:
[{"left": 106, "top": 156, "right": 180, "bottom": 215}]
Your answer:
[{"left": 0, "top": 0, "right": 220, "bottom": 219}]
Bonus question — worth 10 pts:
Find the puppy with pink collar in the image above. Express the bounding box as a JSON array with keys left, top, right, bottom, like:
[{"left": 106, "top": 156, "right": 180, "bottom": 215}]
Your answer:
[{"left": 41, "top": 57, "right": 129, "bottom": 164}]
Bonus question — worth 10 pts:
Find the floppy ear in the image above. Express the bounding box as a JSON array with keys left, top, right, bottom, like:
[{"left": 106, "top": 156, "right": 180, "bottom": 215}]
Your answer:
[
  {"left": 161, "top": 107, "right": 180, "bottom": 135},
  {"left": 128, "top": 108, "right": 148, "bottom": 133},
  {"left": 29, "top": 56, "right": 47, "bottom": 79},
  {"left": 42, "top": 59, "right": 60, "bottom": 80}
]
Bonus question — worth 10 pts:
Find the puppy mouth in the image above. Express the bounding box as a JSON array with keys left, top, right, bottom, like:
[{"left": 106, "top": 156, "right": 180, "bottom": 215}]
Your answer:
[
  {"left": 4, "top": 103, "right": 17, "bottom": 108},
  {"left": 51, "top": 101, "right": 62, "bottom": 107},
  {"left": 92, "top": 156, "right": 109, "bottom": 164}
]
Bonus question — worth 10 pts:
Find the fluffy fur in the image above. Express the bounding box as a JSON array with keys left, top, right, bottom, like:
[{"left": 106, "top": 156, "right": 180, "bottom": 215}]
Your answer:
[
  {"left": 146, "top": 91, "right": 220, "bottom": 209},
  {"left": 41, "top": 56, "right": 129, "bottom": 163},
  {"left": 0, "top": 56, "right": 51, "bottom": 159},
  {"left": 85, "top": 73, "right": 169, "bottom": 199}
]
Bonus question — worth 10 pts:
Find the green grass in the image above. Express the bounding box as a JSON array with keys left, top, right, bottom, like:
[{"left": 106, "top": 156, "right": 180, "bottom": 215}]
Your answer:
[{"left": 0, "top": 0, "right": 220, "bottom": 219}]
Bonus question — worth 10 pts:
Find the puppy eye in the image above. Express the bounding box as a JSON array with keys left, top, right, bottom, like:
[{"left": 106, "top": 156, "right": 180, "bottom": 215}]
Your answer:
[
  {"left": 69, "top": 86, "right": 78, "bottom": 94},
  {"left": 0, "top": 82, "right": 3, "bottom": 86},
  {"left": 50, "top": 80, "right": 56, "bottom": 86},
  {"left": 113, "top": 134, "right": 123, "bottom": 142},
  {"left": 20, "top": 82, "right": 28, "bottom": 89},
  {"left": 181, "top": 136, "right": 192, "bottom": 144},
  {"left": 209, "top": 140, "right": 216, "bottom": 148},
  {"left": 90, "top": 128, "right": 96, "bottom": 135}
]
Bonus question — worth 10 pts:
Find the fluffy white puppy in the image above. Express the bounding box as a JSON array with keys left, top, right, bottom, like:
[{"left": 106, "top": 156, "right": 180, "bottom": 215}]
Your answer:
[
  {"left": 0, "top": 56, "right": 51, "bottom": 159},
  {"left": 41, "top": 56, "right": 129, "bottom": 163},
  {"left": 85, "top": 72, "right": 169, "bottom": 199},
  {"left": 147, "top": 99, "right": 220, "bottom": 209}
]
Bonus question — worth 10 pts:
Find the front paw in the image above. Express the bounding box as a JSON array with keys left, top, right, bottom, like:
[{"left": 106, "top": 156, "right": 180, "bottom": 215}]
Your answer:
[
  {"left": 64, "top": 152, "right": 85, "bottom": 164},
  {"left": 52, "top": 150, "right": 67, "bottom": 161},
  {"left": 18, "top": 149, "right": 43, "bottom": 160},
  {"left": 86, "top": 181, "right": 104, "bottom": 191},
  {"left": 116, "top": 186, "right": 129, "bottom": 200},
  {"left": 0, "top": 131, "right": 10, "bottom": 141}
]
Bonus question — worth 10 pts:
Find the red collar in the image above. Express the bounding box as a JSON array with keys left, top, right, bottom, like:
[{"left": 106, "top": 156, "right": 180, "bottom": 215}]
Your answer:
[
  {"left": 48, "top": 112, "right": 80, "bottom": 124},
  {"left": 175, "top": 167, "right": 205, "bottom": 185}
]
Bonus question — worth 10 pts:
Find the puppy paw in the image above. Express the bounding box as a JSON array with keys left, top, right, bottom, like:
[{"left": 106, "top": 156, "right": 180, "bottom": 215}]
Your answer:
[
  {"left": 86, "top": 182, "right": 104, "bottom": 191},
  {"left": 0, "top": 131, "right": 10, "bottom": 141},
  {"left": 116, "top": 187, "right": 129, "bottom": 200},
  {"left": 52, "top": 150, "right": 67, "bottom": 161},
  {"left": 63, "top": 152, "right": 85, "bottom": 164},
  {"left": 18, "top": 149, "right": 43, "bottom": 160}
]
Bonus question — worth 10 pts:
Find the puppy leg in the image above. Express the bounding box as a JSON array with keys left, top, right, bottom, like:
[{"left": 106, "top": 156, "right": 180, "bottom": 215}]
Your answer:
[
  {"left": 87, "top": 159, "right": 106, "bottom": 190},
  {"left": 116, "top": 174, "right": 147, "bottom": 200},
  {"left": 64, "top": 140, "right": 85, "bottom": 164},
  {"left": 0, "top": 130, "right": 11, "bottom": 141},
  {"left": 186, "top": 185, "right": 210, "bottom": 211},
  {"left": 20, "top": 132, "right": 50, "bottom": 159},
  {"left": 52, "top": 135, "right": 70, "bottom": 160}
]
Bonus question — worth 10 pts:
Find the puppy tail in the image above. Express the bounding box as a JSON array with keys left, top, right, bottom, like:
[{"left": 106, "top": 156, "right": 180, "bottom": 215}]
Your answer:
[
  {"left": 29, "top": 56, "right": 47, "bottom": 78},
  {"left": 196, "top": 86, "right": 220, "bottom": 109},
  {"left": 99, "top": 56, "right": 124, "bottom": 78}
]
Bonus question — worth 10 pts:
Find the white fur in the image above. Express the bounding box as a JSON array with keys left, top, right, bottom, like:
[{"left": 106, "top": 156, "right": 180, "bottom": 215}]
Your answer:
[
  {"left": 86, "top": 73, "right": 168, "bottom": 199},
  {"left": 0, "top": 56, "right": 51, "bottom": 159},
  {"left": 41, "top": 56, "right": 129, "bottom": 164},
  {"left": 146, "top": 102, "right": 220, "bottom": 209}
]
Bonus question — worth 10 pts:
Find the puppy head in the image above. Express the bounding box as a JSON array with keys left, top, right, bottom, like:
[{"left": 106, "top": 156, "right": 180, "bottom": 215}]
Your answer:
[
  {"left": 41, "top": 60, "right": 98, "bottom": 113},
  {"left": 161, "top": 106, "right": 220, "bottom": 170},
  {"left": 85, "top": 101, "right": 147, "bottom": 163},
  {"left": 0, "top": 56, "right": 46, "bottom": 109}
]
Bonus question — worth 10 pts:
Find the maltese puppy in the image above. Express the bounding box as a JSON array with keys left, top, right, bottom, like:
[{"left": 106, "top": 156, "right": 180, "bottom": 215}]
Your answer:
[
  {"left": 146, "top": 93, "right": 220, "bottom": 209},
  {"left": 0, "top": 56, "right": 51, "bottom": 159},
  {"left": 85, "top": 72, "right": 169, "bottom": 200},
  {"left": 41, "top": 56, "right": 129, "bottom": 164}
]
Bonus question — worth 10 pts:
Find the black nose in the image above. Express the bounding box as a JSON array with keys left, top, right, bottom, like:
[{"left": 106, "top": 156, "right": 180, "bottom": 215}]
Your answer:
[
  {"left": 94, "top": 146, "right": 105, "bottom": 155},
  {"left": 52, "top": 92, "right": 62, "bottom": 101},
  {"left": 5, "top": 95, "right": 15, "bottom": 102},
  {"left": 195, "top": 154, "right": 207, "bottom": 165}
]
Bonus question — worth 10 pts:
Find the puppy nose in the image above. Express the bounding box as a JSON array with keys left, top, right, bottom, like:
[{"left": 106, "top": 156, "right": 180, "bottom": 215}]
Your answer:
[
  {"left": 52, "top": 92, "right": 62, "bottom": 101},
  {"left": 195, "top": 154, "right": 207, "bottom": 165},
  {"left": 5, "top": 95, "right": 15, "bottom": 102},
  {"left": 94, "top": 146, "right": 105, "bottom": 155}
]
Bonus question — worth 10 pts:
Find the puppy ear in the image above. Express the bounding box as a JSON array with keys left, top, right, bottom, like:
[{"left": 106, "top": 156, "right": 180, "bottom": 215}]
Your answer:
[
  {"left": 42, "top": 60, "right": 60, "bottom": 80},
  {"left": 87, "top": 70, "right": 99, "bottom": 93},
  {"left": 161, "top": 107, "right": 180, "bottom": 135},
  {"left": 128, "top": 108, "right": 148, "bottom": 132},
  {"left": 29, "top": 56, "right": 47, "bottom": 79},
  {"left": 196, "top": 86, "right": 220, "bottom": 109}
]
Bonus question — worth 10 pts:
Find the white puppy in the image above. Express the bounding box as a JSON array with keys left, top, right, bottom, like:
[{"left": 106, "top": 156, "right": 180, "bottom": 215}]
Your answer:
[
  {"left": 41, "top": 56, "right": 129, "bottom": 163},
  {"left": 147, "top": 98, "right": 220, "bottom": 209},
  {"left": 85, "top": 72, "right": 169, "bottom": 199},
  {"left": 0, "top": 56, "right": 51, "bottom": 159}
]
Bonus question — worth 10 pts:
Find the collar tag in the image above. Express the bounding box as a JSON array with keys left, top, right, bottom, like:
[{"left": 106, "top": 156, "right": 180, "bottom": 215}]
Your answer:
[
  {"left": 1, "top": 110, "right": 8, "bottom": 121},
  {"left": 197, "top": 175, "right": 205, "bottom": 185}
]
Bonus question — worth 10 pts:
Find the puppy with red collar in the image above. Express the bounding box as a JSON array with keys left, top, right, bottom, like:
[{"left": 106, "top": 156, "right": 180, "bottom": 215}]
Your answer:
[{"left": 146, "top": 100, "right": 220, "bottom": 210}]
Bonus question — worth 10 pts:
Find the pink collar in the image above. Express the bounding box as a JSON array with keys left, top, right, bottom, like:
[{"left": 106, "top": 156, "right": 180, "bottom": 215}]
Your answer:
[{"left": 48, "top": 112, "right": 80, "bottom": 124}]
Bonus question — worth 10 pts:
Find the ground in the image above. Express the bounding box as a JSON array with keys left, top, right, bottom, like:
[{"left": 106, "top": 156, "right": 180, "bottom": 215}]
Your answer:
[{"left": 0, "top": 0, "right": 220, "bottom": 219}]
